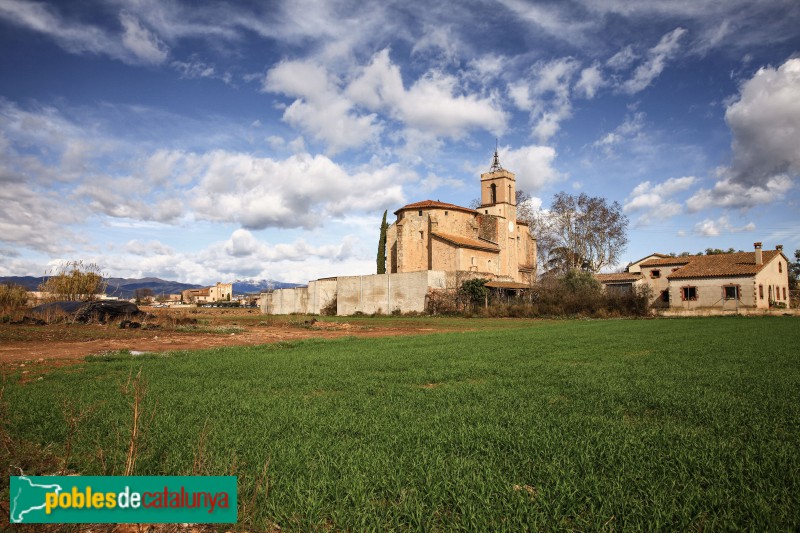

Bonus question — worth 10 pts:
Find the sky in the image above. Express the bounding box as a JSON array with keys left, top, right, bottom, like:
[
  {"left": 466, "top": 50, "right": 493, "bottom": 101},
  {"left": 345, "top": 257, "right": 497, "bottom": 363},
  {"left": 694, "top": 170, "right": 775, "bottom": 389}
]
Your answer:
[{"left": 0, "top": 0, "right": 799, "bottom": 285}]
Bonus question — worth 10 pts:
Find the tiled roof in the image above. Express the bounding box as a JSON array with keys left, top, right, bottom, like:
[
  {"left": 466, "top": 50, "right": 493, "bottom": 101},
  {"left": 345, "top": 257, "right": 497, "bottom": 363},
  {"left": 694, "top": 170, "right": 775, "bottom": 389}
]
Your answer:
[
  {"left": 431, "top": 231, "right": 500, "bottom": 252},
  {"left": 595, "top": 272, "right": 643, "bottom": 283},
  {"left": 640, "top": 251, "right": 781, "bottom": 279},
  {"left": 395, "top": 200, "right": 476, "bottom": 215}
]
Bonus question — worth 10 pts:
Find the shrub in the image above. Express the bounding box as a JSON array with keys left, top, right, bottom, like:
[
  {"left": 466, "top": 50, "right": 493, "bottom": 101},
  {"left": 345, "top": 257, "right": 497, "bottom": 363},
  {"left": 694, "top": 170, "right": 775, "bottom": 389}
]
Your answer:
[
  {"left": 38, "top": 260, "right": 107, "bottom": 301},
  {"left": 0, "top": 283, "right": 28, "bottom": 319}
]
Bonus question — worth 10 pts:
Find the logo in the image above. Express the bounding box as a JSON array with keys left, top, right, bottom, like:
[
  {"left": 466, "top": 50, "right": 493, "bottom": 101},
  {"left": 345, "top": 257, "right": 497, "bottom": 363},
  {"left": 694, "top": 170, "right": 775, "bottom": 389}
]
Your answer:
[{"left": 9, "top": 476, "right": 237, "bottom": 524}]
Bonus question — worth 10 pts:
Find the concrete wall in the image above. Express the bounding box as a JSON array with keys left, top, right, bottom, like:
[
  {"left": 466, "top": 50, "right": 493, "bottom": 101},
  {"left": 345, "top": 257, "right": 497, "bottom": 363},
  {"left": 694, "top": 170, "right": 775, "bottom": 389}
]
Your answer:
[
  {"left": 260, "top": 279, "right": 337, "bottom": 315},
  {"left": 336, "top": 271, "right": 446, "bottom": 315}
]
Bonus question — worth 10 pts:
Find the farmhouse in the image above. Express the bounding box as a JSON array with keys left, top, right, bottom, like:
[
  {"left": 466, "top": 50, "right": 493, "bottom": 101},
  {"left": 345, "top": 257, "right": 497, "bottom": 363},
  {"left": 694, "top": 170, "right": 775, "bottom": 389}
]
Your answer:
[
  {"left": 262, "top": 152, "right": 537, "bottom": 315},
  {"left": 182, "top": 282, "right": 233, "bottom": 303},
  {"left": 596, "top": 243, "right": 791, "bottom": 310}
]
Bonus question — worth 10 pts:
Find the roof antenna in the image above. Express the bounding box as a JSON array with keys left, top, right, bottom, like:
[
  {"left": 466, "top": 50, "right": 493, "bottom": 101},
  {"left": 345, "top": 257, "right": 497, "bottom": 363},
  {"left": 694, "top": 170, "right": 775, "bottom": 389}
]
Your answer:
[{"left": 490, "top": 138, "right": 503, "bottom": 171}]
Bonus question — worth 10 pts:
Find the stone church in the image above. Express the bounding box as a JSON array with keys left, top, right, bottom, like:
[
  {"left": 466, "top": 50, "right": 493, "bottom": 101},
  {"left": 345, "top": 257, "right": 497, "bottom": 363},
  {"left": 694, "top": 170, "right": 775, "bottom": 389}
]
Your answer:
[
  {"left": 262, "top": 151, "right": 538, "bottom": 315},
  {"left": 386, "top": 151, "right": 537, "bottom": 284}
]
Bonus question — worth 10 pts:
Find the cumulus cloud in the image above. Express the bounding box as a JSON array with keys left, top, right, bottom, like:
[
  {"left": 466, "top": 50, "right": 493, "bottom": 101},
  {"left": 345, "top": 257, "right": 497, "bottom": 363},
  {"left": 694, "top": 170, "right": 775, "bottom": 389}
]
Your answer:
[
  {"left": 184, "top": 150, "right": 411, "bottom": 230},
  {"left": 686, "top": 175, "right": 792, "bottom": 212},
  {"left": 624, "top": 176, "right": 696, "bottom": 225},
  {"left": 497, "top": 144, "right": 563, "bottom": 192},
  {"left": 693, "top": 216, "right": 756, "bottom": 237},
  {"left": 575, "top": 65, "right": 604, "bottom": 98},
  {"left": 346, "top": 49, "right": 507, "bottom": 138},
  {"left": 725, "top": 58, "right": 800, "bottom": 187},
  {"left": 621, "top": 28, "right": 687, "bottom": 94},
  {"left": 125, "top": 239, "right": 175, "bottom": 256},
  {"left": 264, "top": 59, "right": 382, "bottom": 154},
  {"left": 685, "top": 58, "right": 800, "bottom": 212}
]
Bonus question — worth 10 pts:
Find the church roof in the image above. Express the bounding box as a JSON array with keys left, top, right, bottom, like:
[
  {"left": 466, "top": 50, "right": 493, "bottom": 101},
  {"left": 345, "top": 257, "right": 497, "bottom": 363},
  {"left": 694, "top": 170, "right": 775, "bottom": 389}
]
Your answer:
[
  {"left": 431, "top": 231, "right": 500, "bottom": 252},
  {"left": 395, "top": 200, "right": 476, "bottom": 215}
]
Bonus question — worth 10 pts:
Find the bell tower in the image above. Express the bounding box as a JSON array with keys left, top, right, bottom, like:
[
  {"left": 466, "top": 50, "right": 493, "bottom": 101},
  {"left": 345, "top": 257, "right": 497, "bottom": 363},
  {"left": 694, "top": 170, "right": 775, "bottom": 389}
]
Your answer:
[{"left": 480, "top": 147, "right": 516, "bottom": 221}]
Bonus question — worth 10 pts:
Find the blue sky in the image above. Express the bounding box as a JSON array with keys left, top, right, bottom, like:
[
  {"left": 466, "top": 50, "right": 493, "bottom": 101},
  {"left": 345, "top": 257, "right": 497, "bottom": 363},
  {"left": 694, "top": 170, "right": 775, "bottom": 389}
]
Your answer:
[{"left": 1, "top": 0, "right": 798, "bottom": 284}]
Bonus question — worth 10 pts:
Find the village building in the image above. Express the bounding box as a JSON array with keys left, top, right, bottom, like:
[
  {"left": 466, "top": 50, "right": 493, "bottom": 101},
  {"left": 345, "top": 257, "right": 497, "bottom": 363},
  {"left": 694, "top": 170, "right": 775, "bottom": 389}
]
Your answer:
[
  {"left": 596, "top": 243, "right": 791, "bottom": 310},
  {"left": 182, "top": 282, "right": 233, "bottom": 303},
  {"left": 262, "top": 152, "right": 537, "bottom": 315}
]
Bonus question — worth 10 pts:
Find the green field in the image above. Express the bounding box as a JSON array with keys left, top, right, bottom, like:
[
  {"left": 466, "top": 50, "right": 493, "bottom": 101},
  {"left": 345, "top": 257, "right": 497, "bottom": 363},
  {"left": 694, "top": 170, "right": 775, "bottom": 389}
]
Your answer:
[{"left": 4, "top": 317, "right": 800, "bottom": 530}]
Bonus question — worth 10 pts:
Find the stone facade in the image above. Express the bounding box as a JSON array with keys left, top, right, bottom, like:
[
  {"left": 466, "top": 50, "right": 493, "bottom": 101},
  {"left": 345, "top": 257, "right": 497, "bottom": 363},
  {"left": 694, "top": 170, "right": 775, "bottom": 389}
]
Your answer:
[{"left": 386, "top": 162, "right": 536, "bottom": 284}]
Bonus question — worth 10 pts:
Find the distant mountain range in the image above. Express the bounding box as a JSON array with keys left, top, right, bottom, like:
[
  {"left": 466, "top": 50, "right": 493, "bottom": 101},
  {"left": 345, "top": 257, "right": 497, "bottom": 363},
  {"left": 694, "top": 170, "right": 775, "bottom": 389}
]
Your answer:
[{"left": 0, "top": 276, "right": 303, "bottom": 298}]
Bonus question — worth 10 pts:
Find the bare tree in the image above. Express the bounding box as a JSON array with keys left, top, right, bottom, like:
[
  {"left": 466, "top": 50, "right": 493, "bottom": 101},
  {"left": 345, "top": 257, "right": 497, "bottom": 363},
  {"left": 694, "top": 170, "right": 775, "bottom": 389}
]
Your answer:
[{"left": 531, "top": 192, "right": 628, "bottom": 274}]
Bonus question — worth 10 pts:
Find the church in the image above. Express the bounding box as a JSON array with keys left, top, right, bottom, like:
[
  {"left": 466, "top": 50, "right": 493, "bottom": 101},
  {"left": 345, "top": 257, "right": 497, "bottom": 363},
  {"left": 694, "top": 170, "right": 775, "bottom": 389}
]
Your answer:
[
  {"left": 262, "top": 152, "right": 538, "bottom": 315},
  {"left": 386, "top": 150, "right": 537, "bottom": 284}
]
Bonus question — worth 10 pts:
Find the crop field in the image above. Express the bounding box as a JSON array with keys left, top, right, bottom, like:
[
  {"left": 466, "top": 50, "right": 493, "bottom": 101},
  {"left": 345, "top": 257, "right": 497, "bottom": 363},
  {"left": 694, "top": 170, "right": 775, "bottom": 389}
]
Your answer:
[{"left": 3, "top": 316, "right": 799, "bottom": 531}]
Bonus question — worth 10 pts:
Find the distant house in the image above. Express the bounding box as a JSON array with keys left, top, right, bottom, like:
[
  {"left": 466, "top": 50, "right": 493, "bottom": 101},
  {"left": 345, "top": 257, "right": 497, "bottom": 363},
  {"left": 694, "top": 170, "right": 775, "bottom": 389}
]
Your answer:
[
  {"left": 181, "top": 282, "right": 233, "bottom": 303},
  {"left": 596, "top": 243, "right": 791, "bottom": 310}
]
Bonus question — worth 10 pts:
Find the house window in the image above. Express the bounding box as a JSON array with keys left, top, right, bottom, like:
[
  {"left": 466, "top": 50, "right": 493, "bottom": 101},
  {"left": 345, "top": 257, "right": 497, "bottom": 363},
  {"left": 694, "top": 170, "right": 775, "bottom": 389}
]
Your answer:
[
  {"left": 650, "top": 269, "right": 661, "bottom": 279},
  {"left": 723, "top": 285, "right": 739, "bottom": 300},
  {"left": 418, "top": 210, "right": 423, "bottom": 216},
  {"left": 444, "top": 211, "right": 448, "bottom": 216},
  {"left": 759, "top": 285, "right": 764, "bottom": 299},
  {"left": 784, "top": 287, "right": 787, "bottom": 300},
  {"left": 779, "top": 262, "right": 782, "bottom": 273},
  {"left": 681, "top": 286, "right": 698, "bottom": 301},
  {"left": 660, "top": 290, "right": 669, "bottom": 303},
  {"left": 419, "top": 231, "right": 424, "bottom": 240}
]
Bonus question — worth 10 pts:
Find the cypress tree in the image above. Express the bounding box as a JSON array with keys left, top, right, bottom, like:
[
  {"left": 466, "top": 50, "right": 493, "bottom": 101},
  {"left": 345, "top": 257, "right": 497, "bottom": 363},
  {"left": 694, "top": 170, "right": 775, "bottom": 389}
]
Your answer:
[{"left": 377, "top": 210, "right": 388, "bottom": 274}]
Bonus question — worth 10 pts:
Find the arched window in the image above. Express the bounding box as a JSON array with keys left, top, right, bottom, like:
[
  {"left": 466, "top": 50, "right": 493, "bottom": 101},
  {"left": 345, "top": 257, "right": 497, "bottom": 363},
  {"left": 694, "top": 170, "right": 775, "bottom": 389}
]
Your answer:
[{"left": 490, "top": 183, "right": 497, "bottom": 204}]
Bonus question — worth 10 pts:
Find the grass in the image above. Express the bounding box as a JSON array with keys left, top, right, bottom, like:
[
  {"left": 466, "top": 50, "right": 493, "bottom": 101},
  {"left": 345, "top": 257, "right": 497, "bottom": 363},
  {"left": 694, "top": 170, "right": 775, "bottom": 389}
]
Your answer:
[{"left": 3, "top": 316, "right": 800, "bottom": 530}]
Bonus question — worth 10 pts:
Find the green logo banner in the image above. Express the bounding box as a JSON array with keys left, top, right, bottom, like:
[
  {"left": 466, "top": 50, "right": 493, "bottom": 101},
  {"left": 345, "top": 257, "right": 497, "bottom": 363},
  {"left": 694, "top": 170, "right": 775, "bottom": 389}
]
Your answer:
[{"left": 9, "top": 476, "right": 237, "bottom": 524}]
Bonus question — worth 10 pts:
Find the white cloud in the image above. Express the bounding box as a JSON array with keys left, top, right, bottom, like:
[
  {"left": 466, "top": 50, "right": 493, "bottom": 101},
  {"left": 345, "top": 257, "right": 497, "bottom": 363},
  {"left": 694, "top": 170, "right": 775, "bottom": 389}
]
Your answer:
[
  {"left": 125, "top": 239, "right": 175, "bottom": 256},
  {"left": 264, "top": 59, "right": 382, "bottom": 154},
  {"left": 693, "top": 216, "right": 755, "bottom": 237},
  {"left": 120, "top": 12, "right": 168, "bottom": 65},
  {"left": 347, "top": 49, "right": 508, "bottom": 139},
  {"left": 682, "top": 58, "right": 800, "bottom": 212},
  {"left": 497, "top": 144, "right": 563, "bottom": 193},
  {"left": 575, "top": 65, "right": 604, "bottom": 99},
  {"left": 593, "top": 112, "right": 646, "bottom": 155},
  {"left": 514, "top": 57, "right": 580, "bottom": 142},
  {"left": 725, "top": 58, "right": 800, "bottom": 187},
  {"left": 624, "top": 176, "right": 696, "bottom": 226},
  {"left": 686, "top": 174, "right": 792, "bottom": 212},
  {"left": 621, "top": 28, "right": 687, "bottom": 94},
  {"left": 184, "top": 150, "right": 411, "bottom": 229},
  {"left": 607, "top": 45, "right": 637, "bottom": 70}
]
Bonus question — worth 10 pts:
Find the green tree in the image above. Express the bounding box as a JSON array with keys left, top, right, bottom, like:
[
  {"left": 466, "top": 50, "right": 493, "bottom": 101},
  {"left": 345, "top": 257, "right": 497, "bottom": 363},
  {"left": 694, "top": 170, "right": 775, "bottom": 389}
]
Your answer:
[
  {"left": 460, "top": 278, "right": 488, "bottom": 307},
  {"left": 790, "top": 249, "right": 800, "bottom": 289},
  {"left": 377, "top": 210, "right": 388, "bottom": 274}
]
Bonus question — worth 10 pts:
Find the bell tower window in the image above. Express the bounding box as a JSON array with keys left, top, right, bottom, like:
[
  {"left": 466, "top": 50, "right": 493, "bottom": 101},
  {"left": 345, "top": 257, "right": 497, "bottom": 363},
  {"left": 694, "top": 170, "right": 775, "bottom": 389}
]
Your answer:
[{"left": 490, "top": 183, "right": 497, "bottom": 204}]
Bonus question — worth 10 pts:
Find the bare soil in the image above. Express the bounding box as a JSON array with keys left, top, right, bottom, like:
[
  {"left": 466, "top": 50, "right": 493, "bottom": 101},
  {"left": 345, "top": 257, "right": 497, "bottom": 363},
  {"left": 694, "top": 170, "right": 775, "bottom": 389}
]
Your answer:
[{"left": 0, "top": 307, "right": 439, "bottom": 367}]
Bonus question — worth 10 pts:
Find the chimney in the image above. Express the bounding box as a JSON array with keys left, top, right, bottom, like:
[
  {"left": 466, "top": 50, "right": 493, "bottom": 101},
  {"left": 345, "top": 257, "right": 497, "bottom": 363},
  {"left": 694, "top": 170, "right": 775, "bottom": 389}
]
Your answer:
[
  {"left": 776, "top": 244, "right": 784, "bottom": 253},
  {"left": 754, "top": 242, "right": 763, "bottom": 265}
]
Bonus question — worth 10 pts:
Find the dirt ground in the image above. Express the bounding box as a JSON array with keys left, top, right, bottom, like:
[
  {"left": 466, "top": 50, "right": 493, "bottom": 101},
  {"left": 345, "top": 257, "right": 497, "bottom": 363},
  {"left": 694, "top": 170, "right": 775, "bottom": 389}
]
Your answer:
[{"left": 0, "top": 306, "right": 439, "bottom": 366}]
